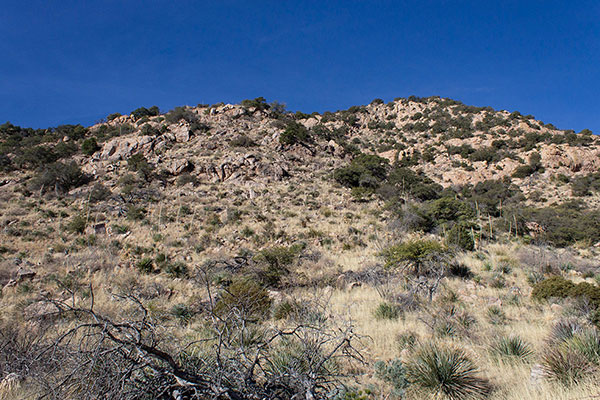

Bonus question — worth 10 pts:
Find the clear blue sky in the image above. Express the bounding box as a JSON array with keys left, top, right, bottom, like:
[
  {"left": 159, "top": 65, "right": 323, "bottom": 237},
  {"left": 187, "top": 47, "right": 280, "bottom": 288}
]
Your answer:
[{"left": 1, "top": 1, "right": 599, "bottom": 132}]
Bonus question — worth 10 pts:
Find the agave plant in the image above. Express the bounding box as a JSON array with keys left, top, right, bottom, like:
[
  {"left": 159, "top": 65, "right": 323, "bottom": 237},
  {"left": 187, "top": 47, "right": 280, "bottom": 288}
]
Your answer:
[
  {"left": 489, "top": 335, "right": 533, "bottom": 362},
  {"left": 406, "top": 343, "right": 491, "bottom": 399}
]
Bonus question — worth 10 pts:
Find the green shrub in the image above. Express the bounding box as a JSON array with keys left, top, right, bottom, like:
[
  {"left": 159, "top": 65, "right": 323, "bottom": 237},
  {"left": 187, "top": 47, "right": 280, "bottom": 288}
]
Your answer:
[
  {"left": 81, "top": 137, "right": 100, "bottom": 156},
  {"left": 130, "top": 106, "right": 159, "bottom": 120},
  {"left": 88, "top": 183, "right": 111, "bottom": 203},
  {"left": 127, "top": 153, "right": 153, "bottom": 180},
  {"left": 384, "top": 167, "right": 443, "bottom": 201},
  {"left": 215, "top": 278, "right": 272, "bottom": 321},
  {"left": 532, "top": 276, "right": 575, "bottom": 301},
  {"left": 66, "top": 215, "right": 87, "bottom": 234},
  {"left": 460, "top": 178, "right": 524, "bottom": 217},
  {"left": 240, "top": 97, "right": 269, "bottom": 111},
  {"left": 406, "top": 343, "right": 491, "bottom": 399},
  {"left": 512, "top": 152, "right": 544, "bottom": 178},
  {"left": 571, "top": 172, "right": 600, "bottom": 197},
  {"left": 170, "top": 303, "right": 194, "bottom": 324},
  {"left": 280, "top": 121, "right": 311, "bottom": 145},
  {"left": 522, "top": 202, "right": 600, "bottom": 247},
  {"left": 230, "top": 134, "right": 257, "bottom": 147},
  {"left": 570, "top": 282, "right": 600, "bottom": 308},
  {"left": 382, "top": 239, "right": 446, "bottom": 275},
  {"left": 137, "top": 257, "right": 154, "bottom": 273},
  {"left": 446, "top": 221, "right": 475, "bottom": 251},
  {"left": 164, "top": 106, "right": 197, "bottom": 124},
  {"left": 531, "top": 276, "right": 600, "bottom": 307},
  {"left": 164, "top": 261, "right": 188, "bottom": 278},
  {"left": 30, "top": 161, "right": 88, "bottom": 195},
  {"left": 425, "top": 197, "right": 474, "bottom": 225},
  {"left": 374, "top": 358, "right": 409, "bottom": 397},
  {"left": 333, "top": 154, "right": 389, "bottom": 190},
  {"left": 126, "top": 205, "right": 146, "bottom": 221},
  {"left": 254, "top": 245, "right": 302, "bottom": 287}
]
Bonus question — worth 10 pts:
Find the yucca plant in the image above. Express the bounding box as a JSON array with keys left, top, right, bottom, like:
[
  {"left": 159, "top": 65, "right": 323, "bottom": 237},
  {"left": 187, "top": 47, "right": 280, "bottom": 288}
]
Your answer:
[
  {"left": 486, "top": 306, "right": 506, "bottom": 325},
  {"left": 566, "top": 329, "right": 600, "bottom": 364},
  {"left": 489, "top": 335, "right": 533, "bottom": 362},
  {"left": 541, "top": 345, "right": 594, "bottom": 385},
  {"left": 406, "top": 343, "right": 491, "bottom": 399},
  {"left": 548, "top": 319, "right": 584, "bottom": 344}
]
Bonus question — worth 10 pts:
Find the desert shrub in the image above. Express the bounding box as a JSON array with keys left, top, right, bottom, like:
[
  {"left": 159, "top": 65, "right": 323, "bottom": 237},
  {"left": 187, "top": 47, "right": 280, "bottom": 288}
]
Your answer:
[
  {"left": 373, "top": 302, "right": 402, "bottom": 320},
  {"left": 280, "top": 121, "right": 311, "bottom": 145},
  {"left": 489, "top": 335, "right": 533, "bottom": 362},
  {"left": 460, "top": 178, "right": 524, "bottom": 217},
  {"left": 215, "top": 278, "right": 272, "bottom": 321},
  {"left": 177, "top": 173, "right": 198, "bottom": 186},
  {"left": 66, "top": 215, "right": 87, "bottom": 234},
  {"left": 384, "top": 167, "right": 443, "bottom": 201},
  {"left": 406, "top": 343, "right": 491, "bottom": 399},
  {"left": 30, "top": 161, "right": 88, "bottom": 195},
  {"left": 241, "top": 97, "right": 269, "bottom": 111},
  {"left": 81, "top": 137, "right": 100, "bottom": 156},
  {"left": 164, "top": 106, "right": 198, "bottom": 124},
  {"left": 130, "top": 106, "right": 159, "bottom": 120},
  {"left": 468, "top": 146, "right": 504, "bottom": 163},
  {"left": 571, "top": 172, "right": 600, "bottom": 197},
  {"left": 137, "top": 257, "right": 154, "bottom": 273},
  {"left": 446, "top": 221, "right": 476, "bottom": 251},
  {"left": 532, "top": 277, "right": 600, "bottom": 307},
  {"left": 140, "top": 123, "right": 161, "bottom": 136},
  {"left": 126, "top": 205, "right": 146, "bottom": 221},
  {"left": 512, "top": 152, "right": 544, "bottom": 178},
  {"left": 531, "top": 276, "right": 576, "bottom": 301},
  {"left": 170, "top": 303, "right": 194, "bottom": 324},
  {"left": 424, "top": 197, "right": 474, "bottom": 225},
  {"left": 374, "top": 358, "right": 409, "bottom": 398},
  {"left": 164, "top": 261, "right": 188, "bottom": 278},
  {"left": 230, "top": 134, "right": 257, "bottom": 147},
  {"left": 89, "top": 183, "right": 111, "bottom": 203},
  {"left": 94, "top": 122, "right": 135, "bottom": 141},
  {"left": 522, "top": 202, "right": 600, "bottom": 247},
  {"left": 253, "top": 244, "right": 302, "bottom": 287},
  {"left": 570, "top": 282, "right": 600, "bottom": 308},
  {"left": 382, "top": 239, "right": 446, "bottom": 274},
  {"left": 106, "top": 112, "right": 121, "bottom": 121},
  {"left": 127, "top": 153, "right": 153, "bottom": 180},
  {"left": 448, "top": 263, "right": 473, "bottom": 279},
  {"left": 334, "top": 154, "right": 389, "bottom": 191}
]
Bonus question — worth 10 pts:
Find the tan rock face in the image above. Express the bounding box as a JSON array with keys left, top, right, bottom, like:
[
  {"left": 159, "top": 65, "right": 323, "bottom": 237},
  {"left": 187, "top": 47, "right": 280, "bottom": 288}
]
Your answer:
[
  {"left": 170, "top": 123, "right": 191, "bottom": 143},
  {"left": 82, "top": 98, "right": 599, "bottom": 208},
  {"left": 165, "top": 159, "right": 193, "bottom": 175},
  {"left": 100, "top": 136, "right": 154, "bottom": 160}
]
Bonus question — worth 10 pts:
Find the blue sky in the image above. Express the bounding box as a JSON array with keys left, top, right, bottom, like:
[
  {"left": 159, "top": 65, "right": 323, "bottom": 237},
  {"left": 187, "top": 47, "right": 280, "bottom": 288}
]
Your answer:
[{"left": 1, "top": 1, "right": 599, "bottom": 132}]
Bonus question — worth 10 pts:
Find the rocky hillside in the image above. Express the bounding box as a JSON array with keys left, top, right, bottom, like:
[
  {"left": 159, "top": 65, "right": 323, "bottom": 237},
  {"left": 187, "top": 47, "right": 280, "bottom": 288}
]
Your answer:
[{"left": 1, "top": 96, "right": 600, "bottom": 399}]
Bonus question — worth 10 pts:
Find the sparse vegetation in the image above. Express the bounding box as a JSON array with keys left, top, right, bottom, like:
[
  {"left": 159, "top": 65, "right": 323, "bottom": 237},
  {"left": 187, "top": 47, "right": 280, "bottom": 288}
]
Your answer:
[{"left": 2, "top": 96, "right": 600, "bottom": 399}]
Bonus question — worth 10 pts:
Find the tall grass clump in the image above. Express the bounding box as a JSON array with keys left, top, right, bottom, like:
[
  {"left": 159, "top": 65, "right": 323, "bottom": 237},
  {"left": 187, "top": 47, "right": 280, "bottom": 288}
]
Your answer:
[{"left": 406, "top": 343, "right": 491, "bottom": 399}]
